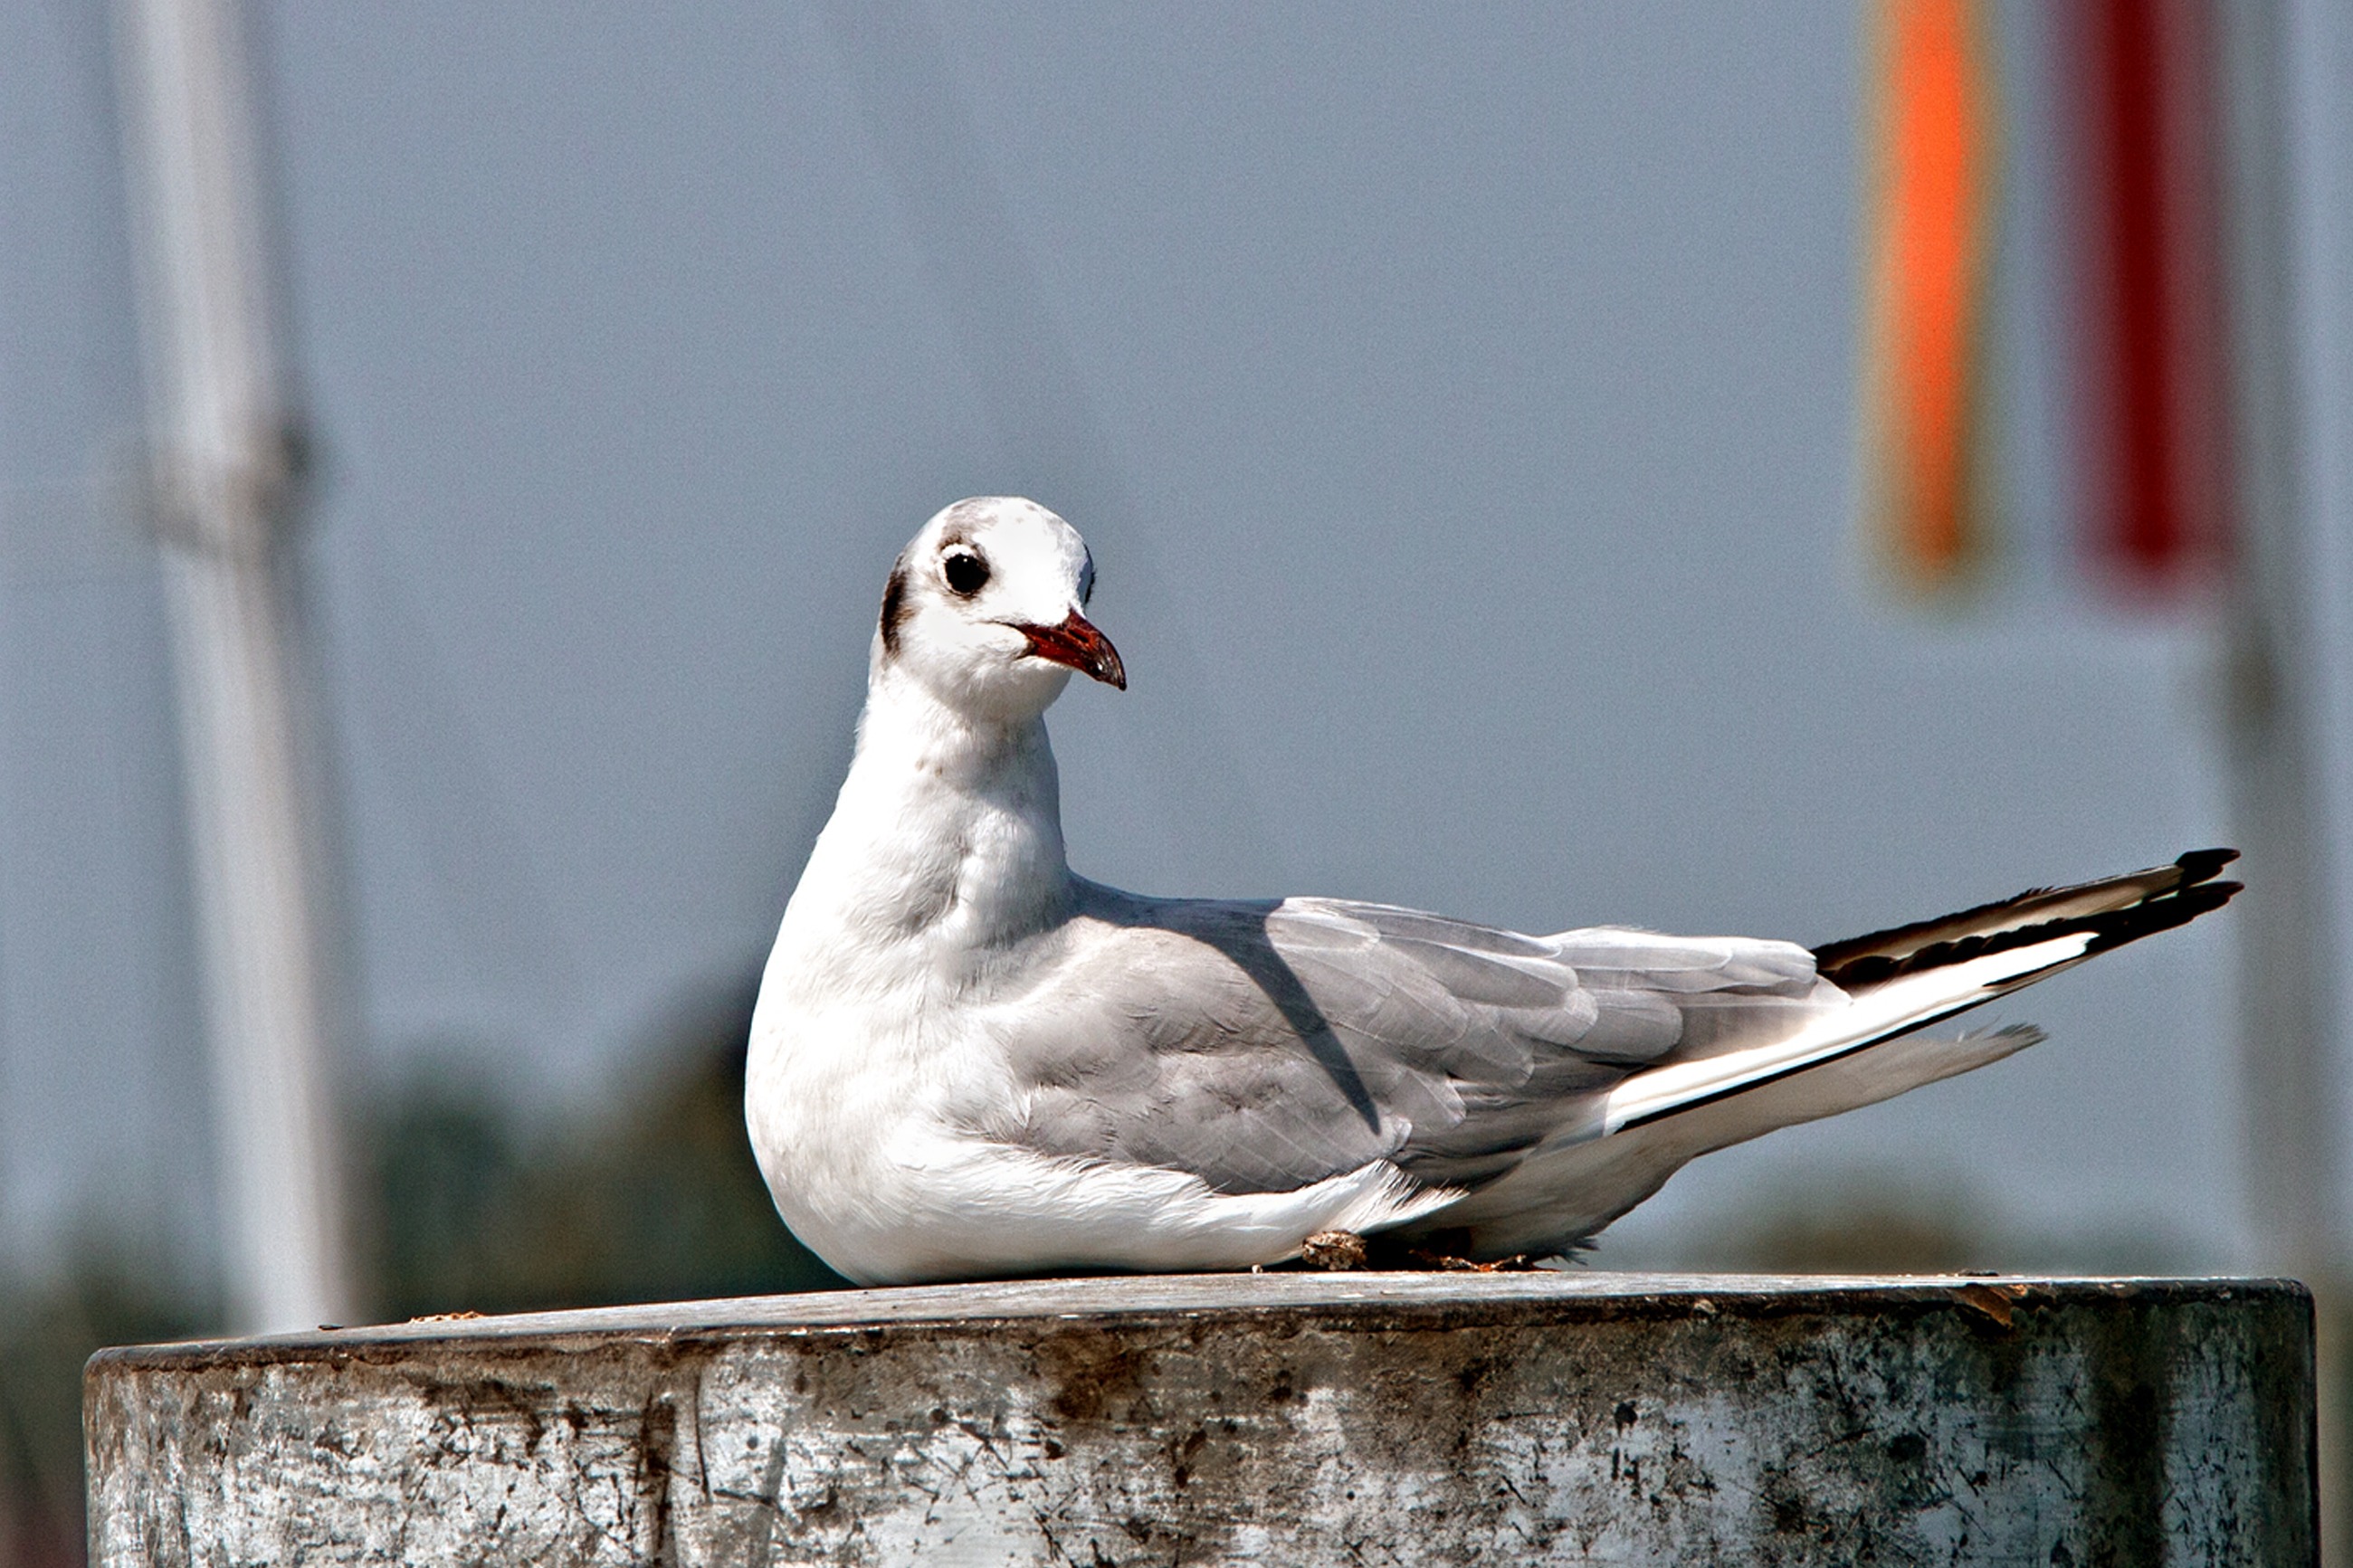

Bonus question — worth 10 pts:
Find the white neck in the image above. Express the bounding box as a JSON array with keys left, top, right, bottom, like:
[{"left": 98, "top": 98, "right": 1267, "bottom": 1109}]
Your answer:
[{"left": 776, "top": 660, "right": 1074, "bottom": 979}]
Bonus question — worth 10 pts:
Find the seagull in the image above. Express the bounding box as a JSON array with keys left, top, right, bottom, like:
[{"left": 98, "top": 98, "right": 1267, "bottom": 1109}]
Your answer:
[{"left": 746, "top": 497, "right": 2241, "bottom": 1287}]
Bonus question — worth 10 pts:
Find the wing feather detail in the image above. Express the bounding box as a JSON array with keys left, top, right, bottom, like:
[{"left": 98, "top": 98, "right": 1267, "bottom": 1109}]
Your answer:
[{"left": 970, "top": 884, "right": 1835, "bottom": 1201}]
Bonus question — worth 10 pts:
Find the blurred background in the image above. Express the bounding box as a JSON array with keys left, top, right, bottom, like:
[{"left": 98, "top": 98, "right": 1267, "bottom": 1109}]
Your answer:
[{"left": 3, "top": 0, "right": 2349, "bottom": 1560}]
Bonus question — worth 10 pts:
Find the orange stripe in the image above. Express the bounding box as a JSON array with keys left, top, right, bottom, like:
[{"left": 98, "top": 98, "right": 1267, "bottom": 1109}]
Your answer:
[{"left": 1865, "top": 0, "right": 1996, "bottom": 591}]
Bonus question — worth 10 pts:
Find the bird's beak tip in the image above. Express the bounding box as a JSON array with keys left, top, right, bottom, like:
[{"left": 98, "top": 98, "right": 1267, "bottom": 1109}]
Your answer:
[{"left": 1017, "top": 609, "right": 1126, "bottom": 689}]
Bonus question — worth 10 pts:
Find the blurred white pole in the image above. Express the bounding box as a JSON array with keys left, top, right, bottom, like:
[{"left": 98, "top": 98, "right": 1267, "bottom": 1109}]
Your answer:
[
  {"left": 114, "top": 0, "right": 354, "bottom": 1332},
  {"left": 2220, "top": 0, "right": 2348, "bottom": 1288},
  {"left": 2219, "top": 0, "right": 2353, "bottom": 1557}
]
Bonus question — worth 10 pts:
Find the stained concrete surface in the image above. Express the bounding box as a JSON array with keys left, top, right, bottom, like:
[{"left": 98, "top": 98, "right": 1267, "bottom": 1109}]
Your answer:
[{"left": 86, "top": 1272, "right": 2313, "bottom": 1564}]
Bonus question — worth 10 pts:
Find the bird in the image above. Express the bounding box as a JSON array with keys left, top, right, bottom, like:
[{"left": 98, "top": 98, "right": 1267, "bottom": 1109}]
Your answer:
[{"left": 746, "top": 497, "right": 2241, "bottom": 1287}]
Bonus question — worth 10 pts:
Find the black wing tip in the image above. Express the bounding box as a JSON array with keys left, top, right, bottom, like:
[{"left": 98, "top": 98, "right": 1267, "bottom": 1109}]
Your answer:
[
  {"left": 2176, "top": 847, "right": 2240, "bottom": 884},
  {"left": 1815, "top": 851, "right": 2243, "bottom": 991},
  {"left": 2080, "top": 877, "right": 2242, "bottom": 954}
]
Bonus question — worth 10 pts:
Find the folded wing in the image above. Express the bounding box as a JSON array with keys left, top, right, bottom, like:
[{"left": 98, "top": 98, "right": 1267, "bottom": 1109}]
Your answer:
[{"left": 969, "top": 882, "right": 1835, "bottom": 1200}]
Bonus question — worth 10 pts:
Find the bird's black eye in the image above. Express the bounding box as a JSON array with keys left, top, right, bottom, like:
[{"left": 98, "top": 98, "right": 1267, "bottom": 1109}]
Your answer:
[{"left": 943, "top": 550, "right": 990, "bottom": 595}]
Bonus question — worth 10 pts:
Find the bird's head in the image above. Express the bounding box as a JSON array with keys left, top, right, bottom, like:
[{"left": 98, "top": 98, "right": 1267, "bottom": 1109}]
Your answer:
[{"left": 874, "top": 497, "right": 1125, "bottom": 722}]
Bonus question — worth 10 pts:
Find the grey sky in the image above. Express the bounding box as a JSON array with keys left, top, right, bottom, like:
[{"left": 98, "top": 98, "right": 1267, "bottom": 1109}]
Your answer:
[{"left": 5, "top": 0, "right": 2344, "bottom": 1278}]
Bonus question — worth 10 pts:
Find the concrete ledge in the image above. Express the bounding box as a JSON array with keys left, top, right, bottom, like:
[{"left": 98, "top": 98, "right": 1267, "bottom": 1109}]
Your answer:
[{"left": 86, "top": 1273, "right": 2313, "bottom": 1565}]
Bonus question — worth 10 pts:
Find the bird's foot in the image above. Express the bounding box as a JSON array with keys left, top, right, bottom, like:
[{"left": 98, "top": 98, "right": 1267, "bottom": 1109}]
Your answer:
[
  {"left": 1392, "top": 1248, "right": 1539, "bottom": 1273},
  {"left": 1299, "top": 1230, "right": 1371, "bottom": 1270},
  {"left": 1292, "top": 1231, "right": 1542, "bottom": 1273}
]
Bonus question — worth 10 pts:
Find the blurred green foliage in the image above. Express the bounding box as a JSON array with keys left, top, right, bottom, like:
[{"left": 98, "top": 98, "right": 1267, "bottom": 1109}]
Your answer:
[
  {"left": 360, "top": 986, "right": 845, "bottom": 1318},
  {"left": 0, "top": 979, "right": 843, "bottom": 1564},
  {"left": 0, "top": 1249, "right": 211, "bottom": 1567},
  {"left": 1641, "top": 1169, "right": 2196, "bottom": 1278}
]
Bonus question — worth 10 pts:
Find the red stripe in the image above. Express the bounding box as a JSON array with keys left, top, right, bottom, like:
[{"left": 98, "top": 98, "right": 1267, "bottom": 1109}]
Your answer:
[{"left": 2074, "top": 0, "right": 2231, "bottom": 594}]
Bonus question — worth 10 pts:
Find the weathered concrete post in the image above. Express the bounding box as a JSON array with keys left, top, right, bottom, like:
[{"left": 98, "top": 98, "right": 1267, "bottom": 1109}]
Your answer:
[{"left": 86, "top": 1273, "right": 2313, "bottom": 1565}]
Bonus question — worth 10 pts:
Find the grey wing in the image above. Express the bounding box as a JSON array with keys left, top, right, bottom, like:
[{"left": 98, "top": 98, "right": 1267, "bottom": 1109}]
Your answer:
[{"left": 970, "top": 884, "right": 1833, "bottom": 1196}]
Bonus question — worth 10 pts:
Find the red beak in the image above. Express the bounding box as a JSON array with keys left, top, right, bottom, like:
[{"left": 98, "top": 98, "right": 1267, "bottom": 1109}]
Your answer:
[{"left": 1015, "top": 610, "right": 1126, "bottom": 689}]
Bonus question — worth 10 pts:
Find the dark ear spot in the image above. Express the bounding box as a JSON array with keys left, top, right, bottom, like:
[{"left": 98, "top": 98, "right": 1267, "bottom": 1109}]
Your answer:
[{"left": 880, "top": 565, "right": 911, "bottom": 655}]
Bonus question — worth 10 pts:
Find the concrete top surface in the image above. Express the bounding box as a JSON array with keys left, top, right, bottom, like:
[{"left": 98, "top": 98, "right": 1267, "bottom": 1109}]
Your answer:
[
  {"left": 87, "top": 1269, "right": 2316, "bottom": 1565},
  {"left": 92, "top": 1269, "right": 2307, "bottom": 1364}
]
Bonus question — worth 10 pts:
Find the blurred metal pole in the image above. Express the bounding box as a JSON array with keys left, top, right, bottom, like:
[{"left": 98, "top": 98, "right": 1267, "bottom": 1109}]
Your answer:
[
  {"left": 2218, "top": 0, "right": 2353, "bottom": 1556},
  {"left": 2219, "top": 0, "right": 2343, "bottom": 1289},
  {"left": 114, "top": 0, "right": 354, "bottom": 1333}
]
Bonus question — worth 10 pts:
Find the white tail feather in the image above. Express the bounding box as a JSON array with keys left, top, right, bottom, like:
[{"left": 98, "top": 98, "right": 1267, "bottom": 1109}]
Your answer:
[{"left": 1601, "top": 932, "right": 2092, "bottom": 1136}]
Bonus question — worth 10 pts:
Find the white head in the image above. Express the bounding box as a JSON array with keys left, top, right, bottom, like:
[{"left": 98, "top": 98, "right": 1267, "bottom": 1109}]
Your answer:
[{"left": 873, "top": 497, "right": 1125, "bottom": 723}]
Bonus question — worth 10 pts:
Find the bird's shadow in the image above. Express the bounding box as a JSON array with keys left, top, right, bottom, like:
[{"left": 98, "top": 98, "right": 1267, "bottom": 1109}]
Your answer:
[{"left": 1092, "top": 889, "right": 1385, "bottom": 1136}]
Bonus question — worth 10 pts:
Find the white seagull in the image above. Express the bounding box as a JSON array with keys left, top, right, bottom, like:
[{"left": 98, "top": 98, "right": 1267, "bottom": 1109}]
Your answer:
[{"left": 747, "top": 498, "right": 2240, "bottom": 1287}]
